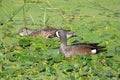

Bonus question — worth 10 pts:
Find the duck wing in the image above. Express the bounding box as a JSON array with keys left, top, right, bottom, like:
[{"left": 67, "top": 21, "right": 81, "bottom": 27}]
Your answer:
[{"left": 72, "top": 43, "right": 99, "bottom": 46}]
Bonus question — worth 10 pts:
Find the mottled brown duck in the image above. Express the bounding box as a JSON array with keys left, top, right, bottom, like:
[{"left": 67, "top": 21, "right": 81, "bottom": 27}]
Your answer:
[{"left": 19, "top": 27, "right": 75, "bottom": 38}]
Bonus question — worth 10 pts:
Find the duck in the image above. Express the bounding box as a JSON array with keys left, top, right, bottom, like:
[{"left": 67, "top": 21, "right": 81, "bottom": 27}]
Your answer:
[
  {"left": 50, "top": 30, "right": 106, "bottom": 57},
  {"left": 19, "top": 27, "right": 75, "bottom": 38}
]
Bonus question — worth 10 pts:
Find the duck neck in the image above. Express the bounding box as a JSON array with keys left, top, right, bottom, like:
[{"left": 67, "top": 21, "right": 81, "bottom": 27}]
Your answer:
[
  {"left": 27, "top": 29, "right": 34, "bottom": 34},
  {"left": 60, "top": 35, "right": 67, "bottom": 47}
]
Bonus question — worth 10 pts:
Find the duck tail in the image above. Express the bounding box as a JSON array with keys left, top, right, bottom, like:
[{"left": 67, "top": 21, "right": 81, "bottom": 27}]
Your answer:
[
  {"left": 91, "top": 46, "right": 106, "bottom": 54},
  {"left": 96, "top": 46, "right": 107, "bottom": 53}
]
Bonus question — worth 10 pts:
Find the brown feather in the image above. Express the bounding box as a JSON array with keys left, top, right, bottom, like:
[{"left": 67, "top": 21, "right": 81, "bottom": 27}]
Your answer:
[{"left": 19, "top": 27, "right": 75, "bottom": 38}]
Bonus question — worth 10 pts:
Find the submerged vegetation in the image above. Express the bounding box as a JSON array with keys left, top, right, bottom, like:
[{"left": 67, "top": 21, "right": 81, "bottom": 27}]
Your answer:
[{"left": 0, "top": 0, "right": 120, "bottom": 80}]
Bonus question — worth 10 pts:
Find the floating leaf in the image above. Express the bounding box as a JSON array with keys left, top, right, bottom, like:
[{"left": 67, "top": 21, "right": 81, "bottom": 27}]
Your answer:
[
  {"left": 61, "top": 64, "right": 73, "bottom": 73},
  {"left": 106, "top": 70, "right": 114, "bottom": 78},
  {"left": 18, "top": 39, "right": 30, "bottom": 47},
  {"left": 45, "top": 66, "right": 56, "bottom": 74},
  {"left": 0, "top": 42, "right": 4, "bottom": 49},
  {"left": 70, "top": 75, "right": 76, "bottom": 80},
  {"left": 12, "top": 45, "right": 23, "bottom": 50}
]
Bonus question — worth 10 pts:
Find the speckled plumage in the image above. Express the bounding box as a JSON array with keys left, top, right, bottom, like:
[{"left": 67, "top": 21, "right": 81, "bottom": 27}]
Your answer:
[{"left": 19, "top": 27, "right": 75, "bottom": 38}]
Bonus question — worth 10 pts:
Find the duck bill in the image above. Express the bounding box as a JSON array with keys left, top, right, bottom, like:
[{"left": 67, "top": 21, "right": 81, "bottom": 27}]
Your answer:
[{"left": 48, "top": 33, "right": 57, "bottom": 38}]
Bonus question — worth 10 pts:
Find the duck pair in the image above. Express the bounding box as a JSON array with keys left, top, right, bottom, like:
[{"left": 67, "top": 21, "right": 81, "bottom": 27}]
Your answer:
[{"left": 19, "top": 27, "right": 106, "bottom": 57}]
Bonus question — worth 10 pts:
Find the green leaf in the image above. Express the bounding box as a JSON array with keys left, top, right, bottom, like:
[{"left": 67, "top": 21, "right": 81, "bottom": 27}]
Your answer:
[
  {"left": 106, "top": 70, "right": 114, "bottom": 78},
  {"left": 70, "top": 75, "right": 76, "bottom": 80},
  {"left": 18, "top": 39, "right": 30, "bottom": 47},
  {"left": 61, "top": 64, "right": 73, "bottom": 72},
  {"left": 45, "top": 66, "right": 56, "bottom": 74}
]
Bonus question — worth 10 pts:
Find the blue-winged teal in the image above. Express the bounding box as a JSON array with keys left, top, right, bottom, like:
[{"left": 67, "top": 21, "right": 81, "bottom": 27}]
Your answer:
[
  {"left": 19, "top": 27, "right": 75, "bottom": 38},
  {"left": 50, "top": 30, "right": 106, "bottom": 57}
]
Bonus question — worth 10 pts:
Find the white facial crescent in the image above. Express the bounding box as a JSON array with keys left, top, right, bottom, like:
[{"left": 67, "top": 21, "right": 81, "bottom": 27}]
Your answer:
[{"left": 56, "top": 31, "right": 60, "bottom": 37}]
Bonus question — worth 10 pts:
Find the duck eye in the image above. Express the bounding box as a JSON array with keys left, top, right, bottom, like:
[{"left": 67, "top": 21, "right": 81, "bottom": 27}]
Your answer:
[
  {"left": 22, "top": 29, "right": 25, "bottom": 32},
  {"left": 58, "top": 31, "right": 60, "bottom": 34}
]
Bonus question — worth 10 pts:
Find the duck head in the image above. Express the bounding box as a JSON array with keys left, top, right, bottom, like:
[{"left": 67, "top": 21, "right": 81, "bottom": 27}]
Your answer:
[
  {"left": 19, "top": 27, "right": 34, "bottom": 36},
  {"left": 48, "top": 29, "right": 75, "bottom": 38}
]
